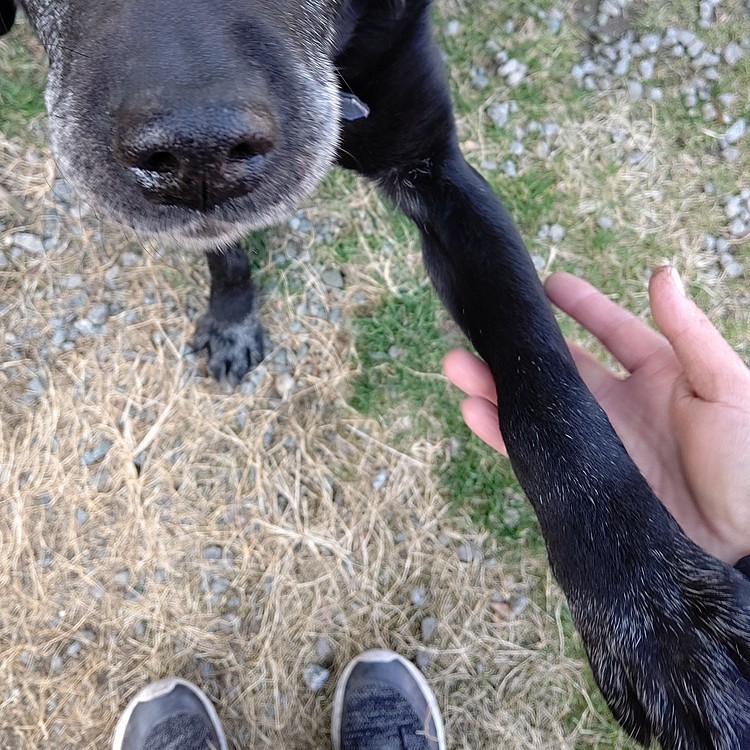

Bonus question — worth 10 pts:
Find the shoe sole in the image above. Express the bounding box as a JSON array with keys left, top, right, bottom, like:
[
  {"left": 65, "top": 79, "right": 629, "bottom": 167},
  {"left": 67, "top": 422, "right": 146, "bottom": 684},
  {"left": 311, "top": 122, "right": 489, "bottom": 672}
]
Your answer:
[
  {"left": 111, "top": 677, "right": 228, "bottom": 750},
  {"left": 331, "top": 649, "right": 447, "bottom": 750}
]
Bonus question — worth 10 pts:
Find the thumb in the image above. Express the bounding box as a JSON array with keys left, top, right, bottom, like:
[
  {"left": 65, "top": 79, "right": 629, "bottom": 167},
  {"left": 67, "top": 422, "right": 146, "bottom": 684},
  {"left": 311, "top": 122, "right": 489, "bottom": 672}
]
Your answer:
[{"left": 649, "top": 266, "right": 749, "bottom": 402}]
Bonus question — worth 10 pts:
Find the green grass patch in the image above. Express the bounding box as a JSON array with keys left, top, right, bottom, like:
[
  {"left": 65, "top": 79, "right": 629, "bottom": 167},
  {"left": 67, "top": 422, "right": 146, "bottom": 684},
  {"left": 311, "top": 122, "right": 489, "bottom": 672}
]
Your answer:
[
  {"left": 0, "top": 26, "right": 46, "bottom": 138},
  {"left": 349, "top": 278, "right": 543, "bottom": 546}
]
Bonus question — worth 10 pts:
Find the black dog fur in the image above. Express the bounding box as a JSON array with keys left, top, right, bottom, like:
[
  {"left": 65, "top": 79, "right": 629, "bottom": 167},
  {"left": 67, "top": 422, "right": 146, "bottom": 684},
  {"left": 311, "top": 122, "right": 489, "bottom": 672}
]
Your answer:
[{"left": 5, "top": 1, "right": 750, "bottom": 746}]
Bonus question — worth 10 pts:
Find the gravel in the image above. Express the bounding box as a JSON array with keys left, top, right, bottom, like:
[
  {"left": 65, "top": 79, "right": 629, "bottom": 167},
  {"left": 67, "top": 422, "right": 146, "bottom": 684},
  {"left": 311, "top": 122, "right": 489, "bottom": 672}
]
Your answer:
[
  {"left": 421, "top": 616, "right": 438, "bottom": 642},
  {"left": 303, "top": 664, "right": 330, "bottom": 692},
  {"left": 472, "top": 2, "right": 747, "bottom": 278},
  {"left": 113, "top": 570, "right": 131, "bottom": 586},
  {"left": 203, "top": 545, "right": 224, "bottom": 560},
  {"left": 315, "top": 636, "right": 335, "bottom": 668},
  {"left": 371, "top": 469, "right": 389, "bottom": 491},
  {"left": 415, "top": 650, "right": 432, "bottom": 670},
  {"left": 456, "top": 541, "right": 484, "bottom": 563},
  {"left": 82, "top": 439, "right": 113, "bottom": 467},
  {"left": 321, "top": 268, "right": 345, "bottom": 289}
]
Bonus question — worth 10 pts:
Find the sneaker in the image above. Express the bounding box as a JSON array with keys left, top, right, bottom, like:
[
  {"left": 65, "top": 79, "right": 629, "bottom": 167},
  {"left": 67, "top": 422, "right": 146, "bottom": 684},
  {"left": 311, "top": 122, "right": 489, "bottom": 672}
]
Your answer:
[
  {"left": 112, "top": 677, "right": 228, "bottom": 750},
  {"left": 332, "top": 649, "right": 446, "bottom": 750}
]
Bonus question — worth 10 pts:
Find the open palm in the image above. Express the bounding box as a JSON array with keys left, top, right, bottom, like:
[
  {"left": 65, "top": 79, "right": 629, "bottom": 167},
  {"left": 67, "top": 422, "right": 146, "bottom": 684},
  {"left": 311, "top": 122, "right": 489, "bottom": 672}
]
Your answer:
[{"left": 444, "top": 267, "right": 750, "bottom": 564}]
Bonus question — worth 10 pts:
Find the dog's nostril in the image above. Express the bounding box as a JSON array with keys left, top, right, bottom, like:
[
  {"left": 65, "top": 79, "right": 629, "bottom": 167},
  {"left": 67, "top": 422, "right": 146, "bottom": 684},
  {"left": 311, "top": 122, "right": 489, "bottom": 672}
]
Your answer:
[
  {"left": 141, "top": 151, "right": 181, "bottom": 174},
  {"left": 228, "top": 140, "right": 272, "bottom": 161}
]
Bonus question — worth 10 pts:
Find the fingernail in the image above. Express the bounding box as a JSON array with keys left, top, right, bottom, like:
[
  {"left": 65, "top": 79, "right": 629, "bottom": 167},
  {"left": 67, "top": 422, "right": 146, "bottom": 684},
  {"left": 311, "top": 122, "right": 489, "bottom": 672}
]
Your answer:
[{"left": 668, "top": 266, "right": 686, "bottom": 297}]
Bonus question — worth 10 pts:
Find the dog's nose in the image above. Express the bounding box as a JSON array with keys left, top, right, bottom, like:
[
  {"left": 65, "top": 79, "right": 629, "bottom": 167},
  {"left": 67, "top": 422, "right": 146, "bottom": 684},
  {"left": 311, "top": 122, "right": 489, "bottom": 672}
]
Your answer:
[{"left": 114, "top": 101, "right": 278, "bottom": 210}]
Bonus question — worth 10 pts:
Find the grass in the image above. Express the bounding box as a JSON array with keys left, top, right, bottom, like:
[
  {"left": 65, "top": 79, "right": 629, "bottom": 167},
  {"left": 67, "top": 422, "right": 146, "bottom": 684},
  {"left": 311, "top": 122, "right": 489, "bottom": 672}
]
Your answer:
[
  {"left": 0, "top": 24, "right": 46, "bottom": 137},
  {"left": 348, "top": 281, "right": 542, "bottom": 545},
  {"left": 2, "top": 2, "right": 750, "bottom": 748}
]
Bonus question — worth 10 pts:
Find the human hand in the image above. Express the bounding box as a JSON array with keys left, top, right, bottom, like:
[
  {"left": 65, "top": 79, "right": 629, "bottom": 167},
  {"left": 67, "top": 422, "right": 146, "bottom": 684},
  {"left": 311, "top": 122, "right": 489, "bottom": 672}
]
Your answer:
[{"left": 444, "top": 267, "right": 750, "bottom": 564}]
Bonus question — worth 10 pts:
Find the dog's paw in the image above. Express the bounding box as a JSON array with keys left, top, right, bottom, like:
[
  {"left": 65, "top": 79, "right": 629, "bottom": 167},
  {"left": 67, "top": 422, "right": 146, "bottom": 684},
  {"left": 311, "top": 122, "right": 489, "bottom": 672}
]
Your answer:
[
  {"left": 575, "top": 550, "right": 750, "bottom": 749},
  {"left": 191, "top": 310, "right": 265, "bottom": 385}
]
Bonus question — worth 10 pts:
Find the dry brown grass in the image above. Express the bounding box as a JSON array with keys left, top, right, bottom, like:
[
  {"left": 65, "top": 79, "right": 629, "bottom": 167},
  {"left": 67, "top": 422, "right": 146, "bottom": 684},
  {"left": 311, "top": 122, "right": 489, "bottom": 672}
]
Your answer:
[{"left": 0, "top": 129, "right": 632, "bottom": 749}]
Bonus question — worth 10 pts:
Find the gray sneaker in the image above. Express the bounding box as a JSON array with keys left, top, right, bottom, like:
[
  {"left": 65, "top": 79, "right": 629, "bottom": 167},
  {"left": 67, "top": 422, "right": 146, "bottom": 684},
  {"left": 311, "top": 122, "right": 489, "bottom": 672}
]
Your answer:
[
  {"left": 112, "top": 678, "right": 227, "bottom": 750},
  {"left": 331, "top": 649, "right": 446, "bottom": 750}
]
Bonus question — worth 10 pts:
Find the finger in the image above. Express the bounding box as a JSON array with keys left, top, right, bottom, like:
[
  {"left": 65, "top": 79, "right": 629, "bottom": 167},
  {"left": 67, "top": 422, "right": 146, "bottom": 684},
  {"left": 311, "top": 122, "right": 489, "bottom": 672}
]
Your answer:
[
  {"left": 460, "top": 396, "right": 508, "bottom": 456},
  {"left": 566, "top": 340, "right": 621, "bottom": 397},
  {"left": 545, "top": 271, "right": 668, "bottom": 373},
  {"left": 443, "top": 348, "right": 497, "bottom": 404},
  {"left": 649, "top": 266, "right": 750, "bottom": 402}
]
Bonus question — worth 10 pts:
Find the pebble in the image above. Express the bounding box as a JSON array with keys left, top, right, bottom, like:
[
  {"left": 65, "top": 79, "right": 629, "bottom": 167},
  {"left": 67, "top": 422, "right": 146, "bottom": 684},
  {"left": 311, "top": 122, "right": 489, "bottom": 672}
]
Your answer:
[
  {"left": 210, "top": 577, "right": 231, "bottom": 594},
  {"left": 723, "top": 146, "right": 740, "bottom": 163},
  {"left": 82, "top": 440, "right": 113, "bottom": 466},
  {"left": 415, "top": 650, "right": 432, "bottom": 670},
  {"left": 548, "top": 224, "right": 565, "bottom": 244},
  {"left": 410, "top": 587, "right": 427, "bottom": 606},
  {"left": 421, "top": 616, "right": 438, "bottom": 642},
  {"left": 501, "top": 160, "right": 517, "bottom": 177},
  {"left": 10, "top": 232, "right": 44, "bottom": 254},
  {"left": 87, "top": 303, "right": 109, "bottom": 326},
  {"left": 75, "top": 318, "right": 95, "bottom": 336},
  {"left": 470, "top": 67, "right": 490, "bottom": 89},
  {"left": 113, "top": 570, "right": 130, "bottom": 586},
  {"left": 702, "top": 102, "right": 718, "bottom": 121},
  {"left": 120, "top": 251, "right": 140, "bottom": 267},
  {"left": 288, "top": 213, "right": 312, "bottom": 233},
  {"left": 509, "top": 595, "right": 530, "bottom": 617},
  {"left": 641, "top": 34, "right": 661, "bottom": 54},
  {"left": 488, "top": 102, "right": 512, "bottom": 129},
  {"left": 648, "top": 87, "right": 663, "bottom": 102},
  {"left": 444, "top": 19, "right": 460, "bottom": 37},
  {"left": 274, "top": 373, "right": 295, "bottom": 399},
  {"left": 371, "top": 469, "right": 389, "bottom": 491},
  {"left": 716, "top": 237, "right": 730, "bottom": 254},
  {"left": 315, "top": 636, "right": 335, "bottom": 668},
  {"left": 724, "top": 118, "right": 747, "bottom": 145},
  {"left": 64, "top": 274, "right": 84, "bottom": 289},
  {"left": 724, "top": 42, "right": 743, "bottom": 66},
  {"left": 456, "top": 541, "right": 484, "bottom": 563},
  {"left": 497, "top": 58, "right": 528, "bottom": 87},
  {"left": 720, "top": 253, "right": 745, "bottom": 277},
  {"left": 203, "top": 545, "right": 223, "bottom": 560},
  {"left": 724, "top": 196, "right": 743, "bottom": 219},
  {"left": 638, "top": 59, "right": 655, "bottom": 80},
  {"left": 303, "top": 664, "right": 330, "bottom": 692},
  {"left": 321, "top": 268, "right": 345, "bottom": 289}
]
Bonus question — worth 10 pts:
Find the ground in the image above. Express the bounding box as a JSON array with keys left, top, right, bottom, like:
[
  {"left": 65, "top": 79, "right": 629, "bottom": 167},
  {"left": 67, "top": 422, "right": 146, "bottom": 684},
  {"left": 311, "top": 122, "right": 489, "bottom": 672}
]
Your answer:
[{"left": 1, "top": 1, "right": 749, "bottom": 748}]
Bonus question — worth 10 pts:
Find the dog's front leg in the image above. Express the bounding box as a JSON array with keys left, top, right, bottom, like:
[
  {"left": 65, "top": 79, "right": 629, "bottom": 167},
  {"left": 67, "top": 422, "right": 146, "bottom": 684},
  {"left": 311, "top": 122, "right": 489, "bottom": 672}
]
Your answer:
[
  {"left": 381, "top": 141, "right": 750, "bottom": 746},
  {"left": 192, "top": 243, "right": 264, "bottom": 385}
]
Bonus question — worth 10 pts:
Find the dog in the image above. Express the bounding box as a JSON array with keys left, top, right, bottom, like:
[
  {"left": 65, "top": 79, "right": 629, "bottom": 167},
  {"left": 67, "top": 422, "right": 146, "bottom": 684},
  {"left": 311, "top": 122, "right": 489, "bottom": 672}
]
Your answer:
[{"left": 4, "top": 2, "right": 750, "bottom": 747}]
